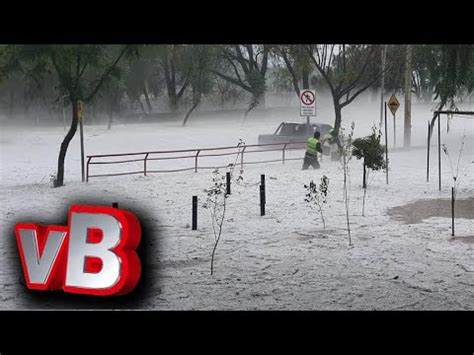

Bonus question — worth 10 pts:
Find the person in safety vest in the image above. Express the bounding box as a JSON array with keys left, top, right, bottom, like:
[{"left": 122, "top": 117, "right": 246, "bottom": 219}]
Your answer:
[{"left": 302, "top": 131, "right": 323, "bottom": 170}]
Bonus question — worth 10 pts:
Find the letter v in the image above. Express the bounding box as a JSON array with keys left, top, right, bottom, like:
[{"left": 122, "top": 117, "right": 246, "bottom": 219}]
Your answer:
[{"left": 15, "top": 223, "right": 69, "bottom": 290}]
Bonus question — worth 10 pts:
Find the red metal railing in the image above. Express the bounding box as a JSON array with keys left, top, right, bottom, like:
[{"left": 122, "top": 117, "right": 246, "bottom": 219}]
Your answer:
[{"left": 86, "top": 141, "right": 307, "bottom": 181}]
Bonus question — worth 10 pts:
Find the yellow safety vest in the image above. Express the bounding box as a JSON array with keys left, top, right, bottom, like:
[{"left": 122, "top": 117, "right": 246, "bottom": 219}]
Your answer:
[{"left": 306, "top": 137, "right": 319, "bottom": 155}]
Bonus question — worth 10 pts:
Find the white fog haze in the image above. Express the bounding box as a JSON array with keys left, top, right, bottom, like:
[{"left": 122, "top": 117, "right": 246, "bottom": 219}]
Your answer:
[{"left": 0, "top": 44, "right": 473, "bottom": 310}]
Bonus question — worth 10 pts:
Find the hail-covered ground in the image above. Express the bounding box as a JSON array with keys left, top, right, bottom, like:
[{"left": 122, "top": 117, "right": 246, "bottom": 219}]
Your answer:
[{"left": 1, "top": 101, "right": 473, "bottom": 310}]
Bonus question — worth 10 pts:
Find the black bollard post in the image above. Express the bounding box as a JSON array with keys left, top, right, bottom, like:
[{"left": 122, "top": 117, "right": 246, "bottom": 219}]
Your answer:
[
  {"left": 226, "top": 172, "right": 231, "bottom": 195},
  {"left": 192, "top": 196, "right": 198, "bottom": 230},
  {"left": 112, "top": 202, "right": 118, "bottom": 208},
  {"left": 260, "top": 174, "right": 266, "bottom": 216}
]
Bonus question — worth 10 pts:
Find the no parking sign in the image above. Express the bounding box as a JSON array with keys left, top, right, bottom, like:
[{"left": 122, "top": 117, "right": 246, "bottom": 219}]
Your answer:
[{"left": 300, "top": 90, "right": 316, "bottom": 117}]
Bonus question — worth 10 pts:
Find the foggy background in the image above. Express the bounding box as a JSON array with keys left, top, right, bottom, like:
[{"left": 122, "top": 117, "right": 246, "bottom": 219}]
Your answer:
[{"left": 0, "top": 44, "right": 473, "bottom": 310}]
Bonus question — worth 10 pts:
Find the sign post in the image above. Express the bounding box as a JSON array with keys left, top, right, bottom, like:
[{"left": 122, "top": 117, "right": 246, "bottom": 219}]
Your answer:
[
  {"left": 78, "top": 100, "right": 85, "bottom": 183},
  {"left": 300, "top": 89, "right": 316, "bottom": 126},
  {"left": 388, "top": 94, "right": 400, "bottom": 148}
]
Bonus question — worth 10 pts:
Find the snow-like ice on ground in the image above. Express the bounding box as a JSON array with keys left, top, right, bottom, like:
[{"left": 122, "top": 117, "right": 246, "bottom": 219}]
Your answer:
[{"left": 1, "top": 101, "right": 473, "bottom": 309}]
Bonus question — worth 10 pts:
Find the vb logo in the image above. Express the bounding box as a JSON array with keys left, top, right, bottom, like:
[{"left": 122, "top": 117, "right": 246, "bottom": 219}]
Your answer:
[{"left": 14, "top": 205, "right": 141, "bottom": 296}]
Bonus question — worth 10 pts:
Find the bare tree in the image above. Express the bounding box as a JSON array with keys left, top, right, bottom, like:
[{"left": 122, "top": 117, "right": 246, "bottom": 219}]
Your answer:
[
  {"left": 442, "top": 133, "right": 467, "bottom": 237},
  {"left": 304, "top": 175, "right": 330, "bottom": 230},
  {"left": 203, "top": 140, "right": 245, "bottom": 275},
  {"left": 338, "top": 122, "right": 355, "bottom": 246},
  {"left": 442, "top": 137, "right": 466, "bottom": 200}
]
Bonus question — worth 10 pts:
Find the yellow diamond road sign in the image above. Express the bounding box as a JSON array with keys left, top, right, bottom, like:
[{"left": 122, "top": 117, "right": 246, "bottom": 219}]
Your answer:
[{"left": 388, "top": 95, "right": 400, "bottom": 115}]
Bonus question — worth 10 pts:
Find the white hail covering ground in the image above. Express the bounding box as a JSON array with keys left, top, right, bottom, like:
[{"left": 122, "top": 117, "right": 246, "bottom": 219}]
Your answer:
[{"left": 0, "top": 104, "right": 473, "bottom": 309}]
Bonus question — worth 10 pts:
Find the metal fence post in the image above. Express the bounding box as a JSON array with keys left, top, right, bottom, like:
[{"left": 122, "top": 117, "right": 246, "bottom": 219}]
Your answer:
[
  {"left": 144, "top": 153, "right": 149, "bottom": 176},
  {"left": 282, "top": 143, "right": 288, "bottom": 164},
  {"left": 240, "top": 145, "right": 246, "bottom": 170},
  {"left": 86, "top": 157, "right": 91, "bottom": 182},
  {"left": 195, "top": 150, "right": 200, "bottom": 173}
]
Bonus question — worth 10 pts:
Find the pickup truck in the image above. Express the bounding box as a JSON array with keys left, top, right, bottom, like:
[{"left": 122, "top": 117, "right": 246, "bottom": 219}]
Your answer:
[{"left": 257, "top": 122, "right": 333, "bottom": 147}]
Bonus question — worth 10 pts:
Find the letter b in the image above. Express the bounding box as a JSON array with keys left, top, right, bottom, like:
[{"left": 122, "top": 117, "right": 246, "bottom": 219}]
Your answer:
[{"left": 63, "top": 205, "right": 141, "bottom": 296}]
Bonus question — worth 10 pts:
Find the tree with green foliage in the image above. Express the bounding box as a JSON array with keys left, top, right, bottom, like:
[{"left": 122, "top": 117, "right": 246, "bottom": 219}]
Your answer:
[
  {"left": 375, "top": 45, "right": 474, "bottom": 107},
  {"left": 182, "top": 45, "right": 216, "bottom": 126},
  {"left": 210, "top": 45, "right": 269, "bottom": 116},
  {"left": 0, "top": 45, "right": 60, "bottom": 122},
  {"left": 274, "top": 45, "right": 312, "bottom": 97},
  {"left": 123, "top": 56, "right": 156, "bottom": 114},
  {"left": 101, "top": 72, "right": 127, "bottom": 130},
  {"left": 155, "top": 45, "right": 194, "bottom": 113},
  {"left": 352, "top": 126, "right": 386, "bottom": 216},
  {"left": 306, "top": 45, "right": 387, "bottom": 137},
  {"left": 6, "top": 45, "right": 134, "bottom": 187},
  {"left": 431, "top": 45, "right": 474, "bottom": 110},
  {"left": 416, "top": 45, "right": 474, "bottom": 137}
]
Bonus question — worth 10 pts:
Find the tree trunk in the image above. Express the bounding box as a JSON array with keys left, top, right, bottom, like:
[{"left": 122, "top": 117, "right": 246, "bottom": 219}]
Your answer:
[
  {"left": 363, "top": 161, "right": 367, "bottom": 189},
  {"left": 90, "top": 103, "right": 97, "bottom": 124},
  {"left": 164, "top": 54, "right": 178, "bottom": 113},
  {"left": 362, "top": 176, "right": 367, "bottom": 216},
  {"left": 169, "top": 94, "right": 178, "bottom": 113},
  {"left": 54, "top": 100, "right": 79, "bottom": 187},
  {"left": 137, "top": 97, "right": 146, "bottom": 115},
  {"left": 143, "top": 85, "right": 153, "bottom": 113},
  {"left": 302, "top": 66, "right": 309, "bottom": 90},
  {"left": 259, "top": 92, "right": 266, "bottom": 109},
  {"left": 210, "top": 239, "right": 218, "bottom": 276},
  {"left": 333, "top": 102, "right": 342, "bottom": 136},
  {"left": 8, "top": 90, "right": 14, "bottom": 120},
  {"left": 107, "top": 107, "right": 113, "bottom": 130},
  {"left": 169, "top": 55, "right": 179, "bottom": 113},
  {"left": 244, "top": 91, "right": 264, "bottom": 117},
  {"left": 182, "top": 95, "right": 200, "bottom": 127}
]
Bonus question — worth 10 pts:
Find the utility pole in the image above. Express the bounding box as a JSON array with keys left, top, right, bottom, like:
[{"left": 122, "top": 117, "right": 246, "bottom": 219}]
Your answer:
[
  {"left": 404, "top": 44, "right": 412, "bottom": 149},
  {"left": 380, "top": 44, "right": 386, "bottom": 130}
]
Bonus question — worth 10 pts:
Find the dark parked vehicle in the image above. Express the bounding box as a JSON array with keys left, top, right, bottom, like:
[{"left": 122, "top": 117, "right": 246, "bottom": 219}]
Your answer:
[{"left": 257, "top": 122, "right": 333, "bottom": 147}]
